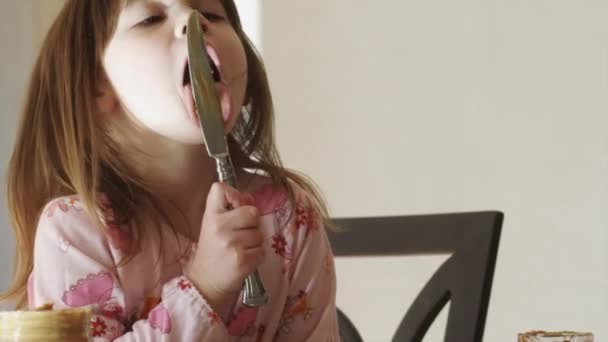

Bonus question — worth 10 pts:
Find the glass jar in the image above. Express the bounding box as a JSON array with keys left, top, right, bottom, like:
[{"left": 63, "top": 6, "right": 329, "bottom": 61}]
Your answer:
[
  {"left": 0, "top": 307, "right": 91, "bottom": 341},
  {"left": 518, "top": 331, "right": 594, "bottom": 342}
]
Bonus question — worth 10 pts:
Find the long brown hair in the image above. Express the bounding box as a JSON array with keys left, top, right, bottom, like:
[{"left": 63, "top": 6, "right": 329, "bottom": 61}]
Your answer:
[{"left": 1, "top": 0, "right": 331, "bottom": 309}]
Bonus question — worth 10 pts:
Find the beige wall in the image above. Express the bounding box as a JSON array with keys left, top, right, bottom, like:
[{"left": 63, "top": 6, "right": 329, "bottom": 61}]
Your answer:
[{"left": 261, "top": 0, "right": 607, "bottom": 341}]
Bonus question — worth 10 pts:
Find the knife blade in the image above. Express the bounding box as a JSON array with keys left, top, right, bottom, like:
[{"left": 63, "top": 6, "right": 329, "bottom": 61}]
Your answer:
[
  {"left": 187, "top": 12, "right": 228, "bottom": 159},
  {"left": 186, "top": 12, "right": 268, "bottom": 308}
]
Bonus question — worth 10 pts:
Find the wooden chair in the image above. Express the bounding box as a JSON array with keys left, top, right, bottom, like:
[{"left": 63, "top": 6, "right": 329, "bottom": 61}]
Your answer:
[{"left": 329, "top": 211, "right": 503, "bottom": 342}]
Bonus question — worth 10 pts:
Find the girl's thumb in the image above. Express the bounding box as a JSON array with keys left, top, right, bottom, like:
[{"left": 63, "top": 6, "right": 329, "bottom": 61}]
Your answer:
[{"left": 207, "top": 182, "right": 254, "bottom": 212}]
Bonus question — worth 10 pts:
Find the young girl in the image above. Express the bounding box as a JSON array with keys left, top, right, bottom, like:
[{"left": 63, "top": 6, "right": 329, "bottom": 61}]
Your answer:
[{"left": 1, "top": 1, "right": 339, "bottom": 341}]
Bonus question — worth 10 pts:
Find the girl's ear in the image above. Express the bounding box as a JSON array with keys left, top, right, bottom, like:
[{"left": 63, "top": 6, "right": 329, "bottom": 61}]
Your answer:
[{"left": 95, "top": 76, "right": 119, "bottom": 115}]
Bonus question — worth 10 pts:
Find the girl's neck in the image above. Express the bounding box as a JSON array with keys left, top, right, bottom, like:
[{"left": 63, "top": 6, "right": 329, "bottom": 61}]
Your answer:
[
  {"left": 121, "top": 129, "right": 260, "bottom": 241},
  {"left": 128, "top": 134, "right": 217, "bottom": 240}
]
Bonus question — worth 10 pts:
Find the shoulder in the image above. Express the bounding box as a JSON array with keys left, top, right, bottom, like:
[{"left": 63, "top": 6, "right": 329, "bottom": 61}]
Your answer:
[
  {"left": 35, "top": 195, "right": 113, "bottom": 255},
  {"left": 251, "top": 178, "right": 332, "bottom": 285},
  {"left": 41, "top": 195, "right": 86, "bottom": 220},
  {"left": 243, "top": 173, "right": 325, "bottom": 242},
  {"left": 38, "top": 195, "right": 97, "bottom": 237},
  {"left": 240, "top": 172, "right": 320, "bottom": 217}
]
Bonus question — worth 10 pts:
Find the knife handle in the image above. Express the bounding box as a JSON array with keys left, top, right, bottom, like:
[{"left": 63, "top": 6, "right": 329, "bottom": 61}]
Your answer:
[
  {"left": 215, "top": 154, "right": 237, "bottom": 188},
  {"left": 242, "top": 270, "right": 268, "bottom": 307},
  {"left": 215, "top": 155, "right": 269, "bottom": 307}
]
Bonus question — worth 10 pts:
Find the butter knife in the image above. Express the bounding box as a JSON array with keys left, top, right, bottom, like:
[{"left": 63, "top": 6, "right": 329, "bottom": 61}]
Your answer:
[{"left": 187, "top": 12, "right": 268, "bottom": 308}]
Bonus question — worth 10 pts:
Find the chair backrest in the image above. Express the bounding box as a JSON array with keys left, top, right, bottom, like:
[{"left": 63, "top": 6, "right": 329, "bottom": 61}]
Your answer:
[{"left": 329, "top": 211, "right": 503, "bottom": 342}]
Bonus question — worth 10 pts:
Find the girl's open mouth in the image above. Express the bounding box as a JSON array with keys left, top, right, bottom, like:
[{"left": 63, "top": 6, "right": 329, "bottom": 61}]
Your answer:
[{"left": 181, "top": 46, "right": 232, "bottom": 128}]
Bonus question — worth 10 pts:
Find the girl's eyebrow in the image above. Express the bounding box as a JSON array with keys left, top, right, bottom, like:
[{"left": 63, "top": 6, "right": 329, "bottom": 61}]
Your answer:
[
  {"left": 124, "top": 0, "right": 139, "bottom": 9},
  {"left": 124, "top": 0, "right": 202, "bottom": 9}
]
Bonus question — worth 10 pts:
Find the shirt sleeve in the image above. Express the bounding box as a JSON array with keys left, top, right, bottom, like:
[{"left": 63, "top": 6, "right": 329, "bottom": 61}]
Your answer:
[
  {"left": 272, "top": 196, "right": 340, "bottom": 342},
  {"left": 28, "top": 198, "right": 235, "bottom": 341}
]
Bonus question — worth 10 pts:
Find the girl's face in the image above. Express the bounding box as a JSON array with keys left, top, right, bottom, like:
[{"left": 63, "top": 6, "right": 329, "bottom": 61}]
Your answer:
[{"left": 103, "top": 0, "right": 248, "bottom": 144}]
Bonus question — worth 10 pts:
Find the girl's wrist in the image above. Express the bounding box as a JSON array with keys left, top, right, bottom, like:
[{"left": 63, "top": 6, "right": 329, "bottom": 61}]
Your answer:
[{"left": 185, "top": 273, "right": 237, "bottom": 320}]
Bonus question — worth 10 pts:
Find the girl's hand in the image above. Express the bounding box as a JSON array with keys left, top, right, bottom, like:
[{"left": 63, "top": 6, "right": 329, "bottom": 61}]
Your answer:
[{"left": 184, "top": 182, "right": 265, "bottom": 316}]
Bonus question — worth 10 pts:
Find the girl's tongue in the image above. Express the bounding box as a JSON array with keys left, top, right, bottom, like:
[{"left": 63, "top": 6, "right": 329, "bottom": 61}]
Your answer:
[
  {"left": 183, "top": 82, "right": 232, "bottom": 130},
  {"left": 183, "top": 83, "right": 197, "bottom": 124}
]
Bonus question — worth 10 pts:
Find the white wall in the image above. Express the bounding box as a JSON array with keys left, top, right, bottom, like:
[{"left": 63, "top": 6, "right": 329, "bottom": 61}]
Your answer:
[
  {"left": 234, "top": 0, "right": 261, "bottom": 49},
  {"left": 260, "top": 0, "right": 608, "bottom": 341}
]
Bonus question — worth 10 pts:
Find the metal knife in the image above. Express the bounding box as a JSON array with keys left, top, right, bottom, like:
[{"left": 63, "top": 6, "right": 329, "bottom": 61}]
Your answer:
[{"left": 187, "top": 12, "right": 268, "bottom": 308}]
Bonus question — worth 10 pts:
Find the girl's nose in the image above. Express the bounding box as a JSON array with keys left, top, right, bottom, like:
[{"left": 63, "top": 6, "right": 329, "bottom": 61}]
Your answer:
[{"left": 175, "top": 11, "right": 209, "bottom": 38}]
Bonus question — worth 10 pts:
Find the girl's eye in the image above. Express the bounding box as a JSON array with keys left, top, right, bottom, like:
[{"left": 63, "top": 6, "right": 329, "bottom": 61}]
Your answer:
[
  {"left": 201, "top": 12, "right": 225, "bottom": 22},
  {"left": 136, "top": 15, "right": 166, "bottom": 27}
]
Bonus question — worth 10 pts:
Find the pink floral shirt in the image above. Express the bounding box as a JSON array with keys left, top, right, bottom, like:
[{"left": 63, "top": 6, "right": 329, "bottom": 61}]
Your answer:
[{"left": 27, "top": 184, "right": 339, "bottom": 341}]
